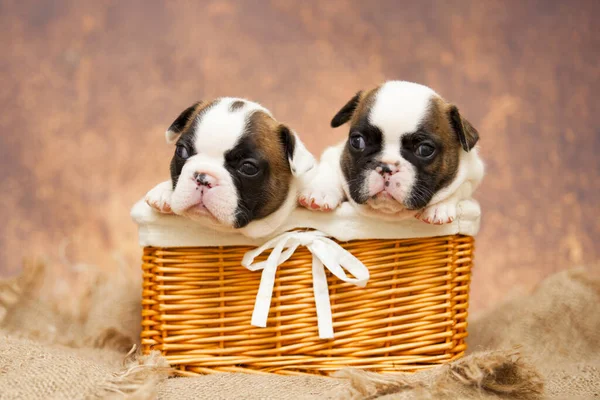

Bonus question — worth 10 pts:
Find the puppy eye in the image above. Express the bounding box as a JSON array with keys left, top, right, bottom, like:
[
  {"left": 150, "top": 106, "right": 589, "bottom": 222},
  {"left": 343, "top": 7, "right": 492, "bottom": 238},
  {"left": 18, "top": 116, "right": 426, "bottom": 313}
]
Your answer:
[
  {"left": 238, "top": 161, "right": 259, "bottom": 176},
  {"left": 350, "top": 133, "right": 366, "bottom": 151},
  {"left": 175, "top": 145, "right": 190, "bottom": 159},
  {"left": 415, "top": 143, "right": 436, "bottom": 158}
]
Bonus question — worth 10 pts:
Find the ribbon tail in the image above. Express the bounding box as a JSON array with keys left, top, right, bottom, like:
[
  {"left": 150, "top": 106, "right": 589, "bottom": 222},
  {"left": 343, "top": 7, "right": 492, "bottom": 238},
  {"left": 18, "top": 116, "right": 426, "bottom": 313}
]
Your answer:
[
  {"left": 311, "top": 253, "right": 334, "bottom": 339},
  {"left": 250, "top": 241, "right": 289, "bottom": 327},
  {"left": 251, "top": 270, "right": 276, "bottom": 327}
]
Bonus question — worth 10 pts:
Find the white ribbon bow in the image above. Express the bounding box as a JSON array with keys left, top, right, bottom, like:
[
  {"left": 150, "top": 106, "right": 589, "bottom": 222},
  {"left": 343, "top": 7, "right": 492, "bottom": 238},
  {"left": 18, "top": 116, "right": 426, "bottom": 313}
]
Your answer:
[{"left": 242, "top": 230, "right": 369, "bottom": 339}]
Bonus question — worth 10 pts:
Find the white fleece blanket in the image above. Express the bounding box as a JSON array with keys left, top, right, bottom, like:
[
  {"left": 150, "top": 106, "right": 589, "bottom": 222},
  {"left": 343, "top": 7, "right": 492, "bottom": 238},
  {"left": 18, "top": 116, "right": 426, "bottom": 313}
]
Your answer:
[{"left": 131, "top": 199, "right": 481, "bottom": 247}]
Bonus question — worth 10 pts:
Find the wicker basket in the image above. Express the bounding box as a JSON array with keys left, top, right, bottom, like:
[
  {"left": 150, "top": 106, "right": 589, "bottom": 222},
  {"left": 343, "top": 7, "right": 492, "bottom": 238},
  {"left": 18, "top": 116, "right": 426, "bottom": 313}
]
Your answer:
[{"left": 134, "top": 201, "right": 479, "bottom": 376}]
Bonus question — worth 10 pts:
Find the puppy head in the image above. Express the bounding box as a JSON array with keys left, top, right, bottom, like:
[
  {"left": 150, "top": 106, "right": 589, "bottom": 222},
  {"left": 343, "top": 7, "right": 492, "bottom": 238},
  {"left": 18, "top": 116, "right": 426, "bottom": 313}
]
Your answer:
[
  {"left": 331, "top": 81, "right": 479, "bottom": 214},
  {"left": 166, "top": 98, "right": 314, "bottom": 229}
]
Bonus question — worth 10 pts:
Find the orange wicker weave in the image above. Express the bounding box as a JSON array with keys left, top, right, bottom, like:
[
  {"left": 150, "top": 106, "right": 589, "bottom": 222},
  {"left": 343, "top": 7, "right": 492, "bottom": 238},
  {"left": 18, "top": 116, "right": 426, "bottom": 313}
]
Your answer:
[{"left": 140, "top": 234, "right": 474, "bottom": 376}]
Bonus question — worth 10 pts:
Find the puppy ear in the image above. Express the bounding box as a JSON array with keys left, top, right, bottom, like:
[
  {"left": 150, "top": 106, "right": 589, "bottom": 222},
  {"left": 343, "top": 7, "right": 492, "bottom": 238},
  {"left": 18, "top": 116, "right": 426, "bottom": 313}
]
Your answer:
[
  {"left": 448, "top": 105, "right": 479, "bottom": 152},
  {"left": 165, "top": 101, "right": 201, "bottom": 144},
  {"left": 331, "top": 91, "right": 362, "bottom": 128},
  {"left": 279, "top": 125, "right": 316, "bottom": 177}
]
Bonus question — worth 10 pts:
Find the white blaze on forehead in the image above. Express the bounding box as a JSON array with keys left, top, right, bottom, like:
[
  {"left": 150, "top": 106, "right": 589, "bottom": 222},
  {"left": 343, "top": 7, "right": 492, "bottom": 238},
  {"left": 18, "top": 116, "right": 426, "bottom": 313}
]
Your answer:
[
  {"left": 193, "top": 97, "right": 271, "bottom": 159},
  {"left": 369, "top": 81, "right": 437, "bottom": 145}
]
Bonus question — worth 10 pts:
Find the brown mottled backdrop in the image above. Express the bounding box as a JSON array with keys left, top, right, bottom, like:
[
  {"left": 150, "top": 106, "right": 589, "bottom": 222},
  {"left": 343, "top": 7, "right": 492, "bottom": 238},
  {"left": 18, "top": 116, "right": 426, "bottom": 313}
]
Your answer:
[{"left": 0, "top": 0, "right": 598, "bottom": 312}]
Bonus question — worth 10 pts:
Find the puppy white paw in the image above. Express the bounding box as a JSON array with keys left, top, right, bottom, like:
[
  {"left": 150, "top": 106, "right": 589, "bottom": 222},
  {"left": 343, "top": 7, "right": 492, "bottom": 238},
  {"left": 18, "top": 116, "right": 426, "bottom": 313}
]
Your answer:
[
  {"left": 145, "top": 181, "right": 174, "bottom": 214},
  {"left": 415, "top": 201, "right": 457, "bottom": 225},
  {"left": 298, "top": 188, "right": 343, "bottom": 212}
]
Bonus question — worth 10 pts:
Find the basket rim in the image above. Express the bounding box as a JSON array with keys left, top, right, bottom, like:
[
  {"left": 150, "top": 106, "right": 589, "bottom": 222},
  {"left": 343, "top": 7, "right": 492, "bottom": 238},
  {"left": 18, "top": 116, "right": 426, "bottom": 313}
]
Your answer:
[{"left": 132, "top": 199, "right": 481, "bottom": 248}]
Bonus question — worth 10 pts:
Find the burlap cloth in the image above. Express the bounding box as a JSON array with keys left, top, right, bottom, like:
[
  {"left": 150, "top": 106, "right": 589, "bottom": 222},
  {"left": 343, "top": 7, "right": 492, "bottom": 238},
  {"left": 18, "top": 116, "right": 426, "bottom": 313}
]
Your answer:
[{"left": 0, "top": 261, "right": 598, "bottom": 399}]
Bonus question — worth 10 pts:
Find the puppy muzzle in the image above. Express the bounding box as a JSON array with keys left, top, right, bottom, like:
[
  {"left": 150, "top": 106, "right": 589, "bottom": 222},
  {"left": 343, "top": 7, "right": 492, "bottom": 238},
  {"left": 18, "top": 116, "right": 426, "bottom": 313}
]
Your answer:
[
  {"left": 170, "top": 158, "right": 238, "bottom": 226},
  {"left": 364, "top": 158, "right": 416, "bottom": 213}
]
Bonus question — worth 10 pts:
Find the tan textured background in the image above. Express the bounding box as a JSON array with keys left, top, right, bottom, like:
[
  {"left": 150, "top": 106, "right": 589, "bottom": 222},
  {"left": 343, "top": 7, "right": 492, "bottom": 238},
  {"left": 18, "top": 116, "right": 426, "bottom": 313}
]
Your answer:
[{"left": 0, "top": 0, "right": 598, "bottom": 312}]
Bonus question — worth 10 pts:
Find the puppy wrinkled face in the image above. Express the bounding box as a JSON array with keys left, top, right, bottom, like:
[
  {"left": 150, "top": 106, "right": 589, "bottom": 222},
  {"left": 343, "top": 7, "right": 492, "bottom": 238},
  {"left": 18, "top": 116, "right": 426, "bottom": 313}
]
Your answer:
[
  {"left": 333, "top": 81, "right": 479, "bottom": 214},
  {"left": 167, "top": 98, "right": 297, "bottom": 228}
]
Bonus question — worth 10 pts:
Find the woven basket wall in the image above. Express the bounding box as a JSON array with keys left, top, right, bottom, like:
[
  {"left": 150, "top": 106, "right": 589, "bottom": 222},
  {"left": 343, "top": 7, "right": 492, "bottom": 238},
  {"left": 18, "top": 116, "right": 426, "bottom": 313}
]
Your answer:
[{"left": 141, "top": 234, "right": 474, "bottom": 376}]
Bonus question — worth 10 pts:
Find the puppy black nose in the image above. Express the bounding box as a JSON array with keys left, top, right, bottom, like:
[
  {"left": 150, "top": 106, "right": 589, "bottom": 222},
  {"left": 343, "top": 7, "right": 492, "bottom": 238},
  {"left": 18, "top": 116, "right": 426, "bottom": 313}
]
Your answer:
[
  {"left": 376, "top": 162, "right": 399, "bottom": 175},
  {"left": 193, "top": 172, "right": 211, "bottom": 187},
  {"left": 380, "top": 164, "right": 393, "bottom": 174}
]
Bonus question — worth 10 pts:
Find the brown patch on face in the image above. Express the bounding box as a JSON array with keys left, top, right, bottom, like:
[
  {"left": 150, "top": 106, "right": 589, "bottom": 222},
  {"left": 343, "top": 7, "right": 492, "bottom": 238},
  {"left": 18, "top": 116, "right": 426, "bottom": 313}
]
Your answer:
[
  {"left": 243, "top": 111, "right": 292, "bottom": 220},
  {"left": 418, "top": 96, "right": 462, "bottom": 191},
  {"left": 229, "top": 100, "right": 246, "bottom": 112}
]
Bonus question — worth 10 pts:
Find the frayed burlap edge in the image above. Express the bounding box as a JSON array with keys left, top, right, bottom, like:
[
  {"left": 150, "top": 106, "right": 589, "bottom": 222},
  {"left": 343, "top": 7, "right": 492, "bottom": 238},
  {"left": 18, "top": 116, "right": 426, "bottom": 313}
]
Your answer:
[
  {"left": 332, "top": 350, "right": 544, "bottom": 400},
  {"left": 96, "top": 348, "right": 174, "bottom": 400}
]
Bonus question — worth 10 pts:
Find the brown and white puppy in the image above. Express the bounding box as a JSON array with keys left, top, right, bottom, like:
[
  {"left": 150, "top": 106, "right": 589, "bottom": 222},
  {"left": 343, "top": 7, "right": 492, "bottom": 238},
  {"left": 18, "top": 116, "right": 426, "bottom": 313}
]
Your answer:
[
  {"left": 299, "top": 81, "right": 484, "bottom": 224},
  {"left": 146, "top": 97, "right": 315, "bottom": 237}
]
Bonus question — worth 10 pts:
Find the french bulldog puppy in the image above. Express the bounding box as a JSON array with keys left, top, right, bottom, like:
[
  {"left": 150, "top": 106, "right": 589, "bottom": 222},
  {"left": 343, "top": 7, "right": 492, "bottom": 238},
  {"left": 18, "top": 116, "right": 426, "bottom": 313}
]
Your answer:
[
  {"left": 299, "top": 81, "right": 484, "bottom": 224},
  {"left": 146, "top": 98, "right": 315, "bottom": 237}
]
